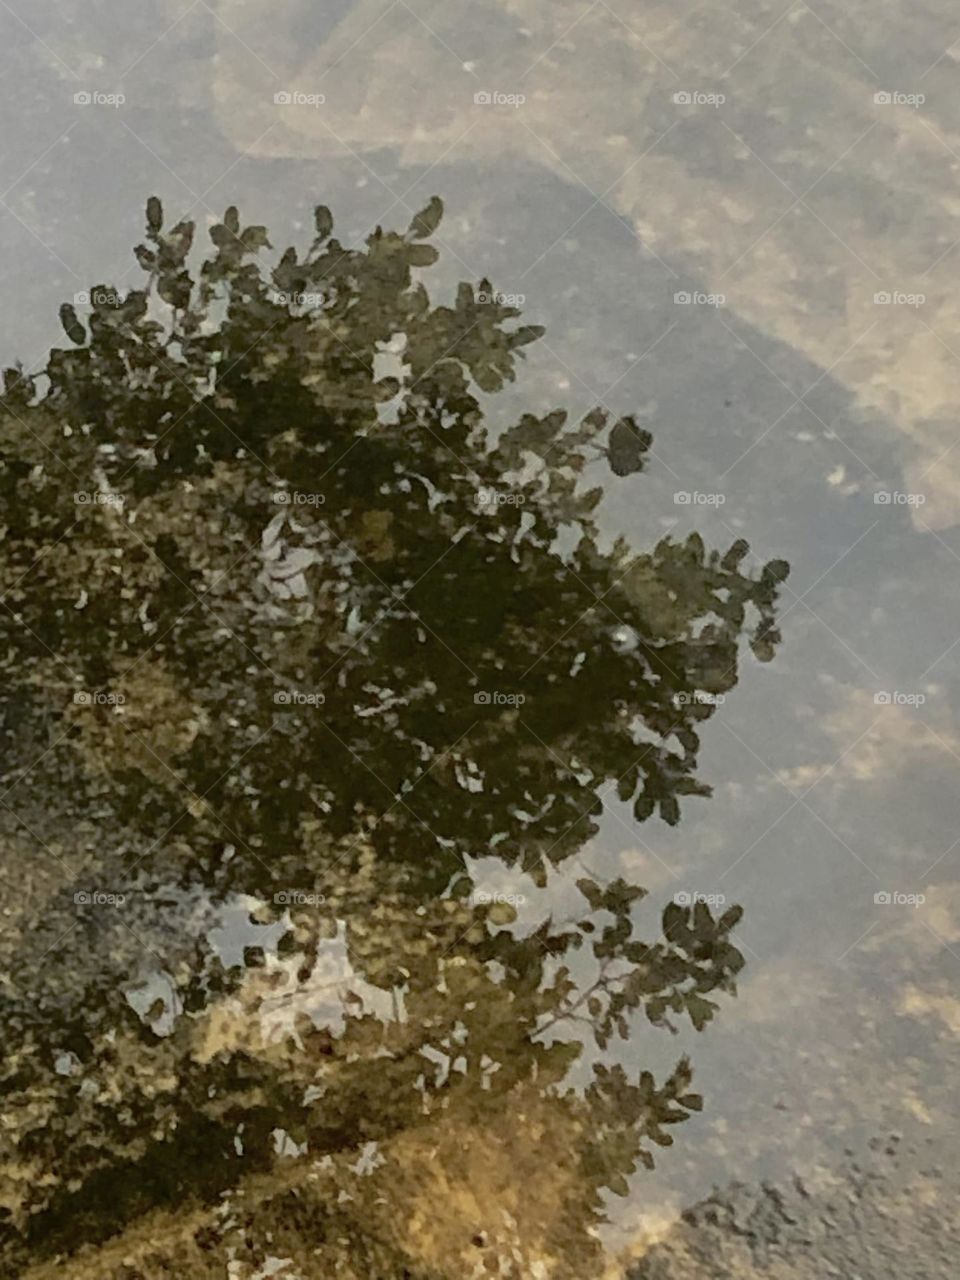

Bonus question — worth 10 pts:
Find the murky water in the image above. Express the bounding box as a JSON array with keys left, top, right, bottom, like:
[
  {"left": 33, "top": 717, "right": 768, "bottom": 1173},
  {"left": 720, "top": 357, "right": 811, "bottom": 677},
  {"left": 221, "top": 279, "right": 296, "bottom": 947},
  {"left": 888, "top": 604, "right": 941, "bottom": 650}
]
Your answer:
[{"left": 0, "top": 3, "right": 958, "bottom": 1276}]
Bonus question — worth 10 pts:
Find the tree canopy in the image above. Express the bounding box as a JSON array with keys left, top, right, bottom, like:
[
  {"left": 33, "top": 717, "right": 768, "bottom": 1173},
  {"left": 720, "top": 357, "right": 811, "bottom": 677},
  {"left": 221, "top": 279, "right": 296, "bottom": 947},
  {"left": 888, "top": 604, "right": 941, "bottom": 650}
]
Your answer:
[{"left": 0, "top": 195, "right": 788, "bottom": 1278}]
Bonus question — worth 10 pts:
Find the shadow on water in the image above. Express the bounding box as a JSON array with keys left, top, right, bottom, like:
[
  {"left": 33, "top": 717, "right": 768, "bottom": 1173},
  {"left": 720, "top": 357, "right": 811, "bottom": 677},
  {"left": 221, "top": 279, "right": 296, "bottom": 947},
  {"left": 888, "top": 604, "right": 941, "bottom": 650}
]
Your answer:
[{"left": 0, "top": 195, "right": 789, "bottom": 1278}]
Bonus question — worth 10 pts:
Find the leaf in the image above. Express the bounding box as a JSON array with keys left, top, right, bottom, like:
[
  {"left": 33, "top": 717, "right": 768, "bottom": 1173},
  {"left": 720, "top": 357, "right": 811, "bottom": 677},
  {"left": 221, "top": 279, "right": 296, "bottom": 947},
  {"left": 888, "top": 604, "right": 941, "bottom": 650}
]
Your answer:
[
  {"left": 685, "top": 532, "right": 705, "bottom": 561},
  {"left": 241, "top": 225, "right": 271, "bottom": 252},
  {"left": 487, "top": 901, "right": 517, "bottom": 926},
  {"left": 576, "top": 878, "right": 605, "bottom": 911},
  {"left": 58, "top": 303, "right": 86, "bottom": 346},
  {"left": 1, "top": 363, "right": 34, "bottom": 406},
  {"left": 616, "top": 766, "right": 638, "bottom": 802},
  {"left": 224, "top": 206, "right": 240, "bottom": 234},
  {"left": 134, "top": 244, "right": 156, "bottom": 272},
  {"left": 685, "top": 993, "right": 716, "bottom": 1032},
  {"left": 718, "top": 904, "right": 744, "bottom": 932},
  {"left": 314, "top": 205, "right": 333, "bottom": 240},
  {"left": 661, "top": 902, "right": 688, "bottom": 940},
  {"left": 679, "top": 1092, "right": 703, "bottom": 1111},
  {"left": 157, "top": 270, "right": 192, "bottom": 311},
  {"left": 646, "top": 996, "right": 667, "bottom": 1023},
  {"left": 407, "top": 196, "right": 443, "bottom": 240},
  {"left": 659, "top": 794, "right": 680, "bottom": 826},
  {"left": 146, "top": 195, "right": 163, "bottom": 234},
  {"left": 407, "top": 243, "right": 439, "bottom": 268},
  {"left": 510, "top": 325, "right": 544, "bottom": 348},
  {"left": 752, "top": 635, "right": 777, "bottom": 663},
  {"left": 721, "top": 538, "right": 750, "bottom": 571},
  {"left": 762, "top": 558, "right": 790, "bottom": 585},
  {"left": 692, "top": 901, "right": 714, "bottom": 939},
  {"left": 608, "top": 416, "right": 652, "bottom": 477},
  {"left": 633, "top": 792, "right": 655, "bottom": 823},
  {"left": 167, "top": 220, "right": 195, "bottom": 264},
  {"left": 146, "top": 998, "right": 166, "bottom": 1022}
]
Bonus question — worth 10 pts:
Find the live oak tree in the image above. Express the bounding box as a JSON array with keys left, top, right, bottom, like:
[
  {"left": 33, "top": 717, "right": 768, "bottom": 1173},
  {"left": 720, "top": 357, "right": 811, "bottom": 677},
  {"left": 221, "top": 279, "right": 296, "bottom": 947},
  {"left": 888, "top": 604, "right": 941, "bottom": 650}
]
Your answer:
[{"left": 0, "top": 196, "right": 788, "bottom": 1278}]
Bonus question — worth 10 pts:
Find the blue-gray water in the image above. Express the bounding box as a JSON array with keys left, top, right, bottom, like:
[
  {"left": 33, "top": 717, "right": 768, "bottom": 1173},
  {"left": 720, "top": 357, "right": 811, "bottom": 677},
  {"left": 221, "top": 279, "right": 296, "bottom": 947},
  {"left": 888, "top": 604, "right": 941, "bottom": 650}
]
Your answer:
[{"left": 1, "top": 0, "right": 959, "bottom": 1270}]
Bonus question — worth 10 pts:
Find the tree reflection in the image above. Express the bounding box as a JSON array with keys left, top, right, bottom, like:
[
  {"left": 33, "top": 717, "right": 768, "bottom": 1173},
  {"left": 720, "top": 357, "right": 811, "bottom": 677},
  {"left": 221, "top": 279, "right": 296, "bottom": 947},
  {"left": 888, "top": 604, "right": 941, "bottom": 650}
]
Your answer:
[{"left": 0, "top": 197, "right": 788, "bottom": 1277}]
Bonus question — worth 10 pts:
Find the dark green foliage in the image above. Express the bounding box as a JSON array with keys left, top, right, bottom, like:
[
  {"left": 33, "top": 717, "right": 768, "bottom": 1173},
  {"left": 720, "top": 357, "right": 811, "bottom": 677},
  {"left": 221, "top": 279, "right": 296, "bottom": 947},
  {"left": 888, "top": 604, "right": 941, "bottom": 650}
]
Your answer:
[{"left": 0, "top": 194, "right": 789, "bottom": 1277}]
